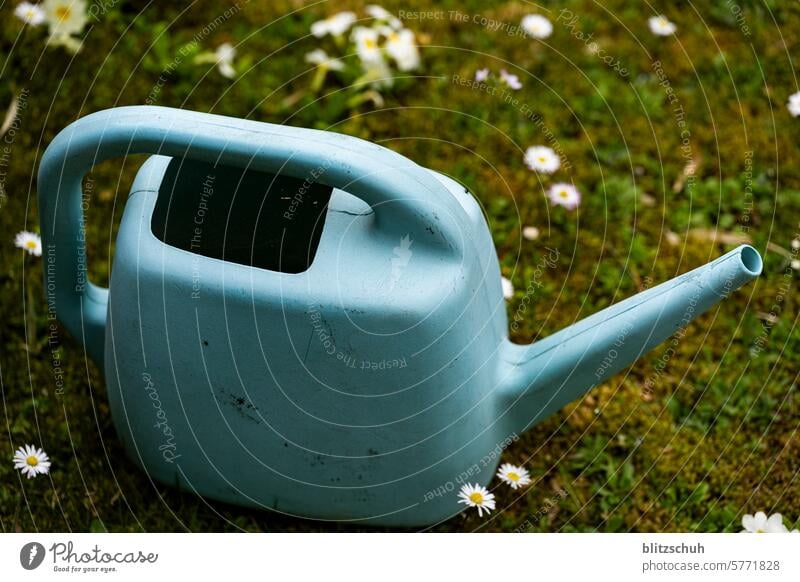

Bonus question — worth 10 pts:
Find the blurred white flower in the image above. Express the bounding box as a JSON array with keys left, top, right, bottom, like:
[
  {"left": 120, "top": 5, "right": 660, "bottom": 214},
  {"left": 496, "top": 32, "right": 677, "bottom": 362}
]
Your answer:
[
  {"left": 501, "top": 276, "right": 514, "bottom": 300},
  {"left": 43, "top": 0, "right": 87, "bottom": 37},
  {"left": 13, "top": 444, "right": 51, "bottom": 479},
  {"left": 305, "top": 48, "right": 344, "bottom": 71},
  {"left": 648, "top": 15, "right": 676, "bottom": 36},
  {"left": 787, "top": 92, "right": 800, "bottom": 117},
  {"left": 791, "top": 259, "right": 800, "bottom": 271},
  {"left": 497, "top": 463, "right": 532, "bottom": 489},
  {"left": 521, "top": 14, "right": 553, "bottom": 39},
  {"left": 499, "top": 69, "right": 522, "bottom": 90},
  {"left": 791, "top": 238, "right": 800, "bottom": 250},
  {"left": 665, "top": 230, "right": 681, "bottom": 246},
  {"left": 366, "top": 4, "right": 402, "bottom": 30},
  {"left": 361, "top": 58, "right": 393, "bottom": 89},
  {"left": 14, "top": 231, "right": 42, "bottom": 256},
  {"left": 215, "top": 43, "right": 236, "bottom": 78},
  {"left": 46, "top": 33, "right": 82, "bottom": 52},
  {"left": 547, "top": 183, "right": 581, "bottom": 210},
  {"left": 353, "top": 26, "right": 383, "bottom": 65},
  {"left": 457, "top": 483, "right": 496, "bottom": 517},
  {"left": 522, "top": 226, "right": 540, "bottom": 241},
  {"left": 741, "top": 512, "right": 794, "bottom": 533},
  {"left": 385, "top": 28, "right": 420, "bottom": 71},
  {"left": 311, "top": 11, "right": 357, "bottom": 38},
  {"left": 524, "top": 145, "right": 560, "bottom": 174},
  {"left": 14, "top": 2, "right": 46, "bottom": 26},
  {"left": 475, "top": 68, "right": 489, "bottom": 82},
  {"left": 194, "top": 43, "right": 237, "bottom": 79}
]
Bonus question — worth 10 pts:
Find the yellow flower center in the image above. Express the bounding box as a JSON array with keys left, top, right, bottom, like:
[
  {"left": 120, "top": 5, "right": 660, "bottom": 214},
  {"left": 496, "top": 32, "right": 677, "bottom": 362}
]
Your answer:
[
  {"left": 508, "top": 472, "right": 520, "bottom": 482},
  {"left": 469, "top": 492, "right": 484, "bottom": 504},
  {"left": 26, "top": 455, "right": 39, "bottom": 467},
  {"left": 364, "top": 38, "right": 377, "bottom": 49},
  {"left": 559, "top": 190, "right": 569, "bottom": 198},
  {"left": 389, "top": 32, "right": 399, "bottom": 42},
  {"left": 25, "top": 240, "right": 37, "bottom": 249},
  {"left": 756, "top": 529, "right": 765, "bottom": 533},
  {"left": 538, "top": 156, "right": 546, "bottom": 163},
  {"left": 55, "top": 6, "right": 72, "bottom": 22}
]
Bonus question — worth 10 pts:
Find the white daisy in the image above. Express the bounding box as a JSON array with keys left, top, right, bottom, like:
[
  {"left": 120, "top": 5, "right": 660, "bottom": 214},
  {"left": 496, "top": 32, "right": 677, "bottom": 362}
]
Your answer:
[
  {"left": 305, "top": 48, "right": 344, "bottom": 71},
  {"left": 791, "top": 259, "right": 800, "bottom": 271},
  {"left": 524, "top": 145, "right": 560, "bottom": 174},
  {"left": 361, "top": 58, "right": 393, "bottom": 89},
  {"left": 648, "top": 15, "right": 676, "bottom": 36},
  {"left": 46, "top": 33, "right": 82, "bottom": 52},
  {"left": 791, "top": 238, "right": 800, "bottom": 250},
  {"left": 521, "top": 15, "right": 553, "bottom": 39},
  {"left": 14, "top": 231, "right": 42, "bottom": 256},
  {"left": 547, "top": 183, "right": 581, "bottom": 210},
  {"left": 13, "top": 444, "right": 51, "bottom": 479},
  {"left": 501, "top": 276, "right": 514, "bottom": 300},
  {"left": 385, "top": 28, "right": 420, "bottom": 71},
  {"left": 352, "top": 26, "right": 383, "bottom": 65},
  {"left": 366, "top": 4, "right": 402, "bottom": 30},
  {"left": 43, "top": 0, "right": 88, "bottom": 37},
  {"left": 499, "top": 69, "right": 522, "bottom": 90},
  {"left": 787, "top": 92, "right": 800, "bottom": 117},
  {"left": 311, "top": 11, "right": 357, "bottom": 38},
  {"left": 741, "top": 511, "right": 791, "bottom": 533},
  {"left": 497, "top": 463, "right": 532, "bottom": 489},
  {"left": 665, "top": 230, "right": 681, "bottom": 246},
  {"left": 475, "top": 68, "right": 489, "bottom": 82},
  {"left": 194, "top": 43, "right": 237, "bottom": 79},
  {"left": 14, "top": 2, "right": 46, "bottom": 26},
  {"left": 457, "top": 483, "right": 496, "bottom": 517},
  {"left": 214, "top": 43, "right": 236, "bottom": 78},
  {"left": 522, "top": 226, "right": 540, "bottom": 240}
]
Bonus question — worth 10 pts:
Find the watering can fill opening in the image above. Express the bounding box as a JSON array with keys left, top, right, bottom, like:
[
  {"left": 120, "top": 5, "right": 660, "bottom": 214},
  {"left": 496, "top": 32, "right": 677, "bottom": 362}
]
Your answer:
[
  {"left": 150, "top": 158, "right": 333, "bottom": 274},
  {"left": 37, "top": 106, "right": 763, "bottom": 527}
]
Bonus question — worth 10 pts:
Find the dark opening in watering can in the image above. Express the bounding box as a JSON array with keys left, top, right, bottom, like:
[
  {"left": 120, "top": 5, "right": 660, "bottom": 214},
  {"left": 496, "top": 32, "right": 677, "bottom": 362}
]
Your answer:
[{"left": 38, "top": 106, "right": 762, "bottom": 526}]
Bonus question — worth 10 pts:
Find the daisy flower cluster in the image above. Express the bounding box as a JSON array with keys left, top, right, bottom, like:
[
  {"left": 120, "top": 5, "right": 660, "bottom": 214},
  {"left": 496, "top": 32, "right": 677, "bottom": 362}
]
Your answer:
[
  {"left": 522, "top": 141, "right": 581, "bottom": 211},
  {"left": 9, "top": 234, "right": 51, "bottom": 482},
  {"left": 473, "top": 67, "right": 523, "bottom": 91},
  {"left": 489, "top": 12, "right": 685, "bottom": 219},
  {"left": 306, "top": 6, "right": 421, "bottom": 93},
  {"left": 741, "top": 512, "right": 798, "bottom": 534},
  {"left": 475, "top": 14, "right": 553, "bottom": 91},
  {"left": 457, "top": 462, "right": 533, "bottom": 517},
  {"left": 14, "top": 0, "right": 89, "bottom": 53}
]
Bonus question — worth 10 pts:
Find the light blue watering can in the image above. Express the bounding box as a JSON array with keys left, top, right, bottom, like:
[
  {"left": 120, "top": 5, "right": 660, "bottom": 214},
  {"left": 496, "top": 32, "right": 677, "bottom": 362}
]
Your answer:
[{"left": 38, "top": 106, "right": 761, "bottom": 526}]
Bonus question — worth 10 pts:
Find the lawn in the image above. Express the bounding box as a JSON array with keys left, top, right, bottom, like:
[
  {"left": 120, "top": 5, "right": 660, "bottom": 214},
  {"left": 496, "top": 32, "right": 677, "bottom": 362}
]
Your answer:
[{"left": 1, "top": 0, "right": 798, "bottom": 532}]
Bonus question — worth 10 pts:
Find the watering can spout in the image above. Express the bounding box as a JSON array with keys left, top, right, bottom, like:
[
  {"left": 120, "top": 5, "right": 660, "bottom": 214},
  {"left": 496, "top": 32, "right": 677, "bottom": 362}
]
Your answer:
[{"left": 498, "top": 245, "right": 762, "bottom": 435}]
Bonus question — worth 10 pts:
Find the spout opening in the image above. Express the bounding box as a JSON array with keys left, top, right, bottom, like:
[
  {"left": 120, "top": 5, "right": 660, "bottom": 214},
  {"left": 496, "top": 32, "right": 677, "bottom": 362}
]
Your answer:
[{"left": 739, "top": 245, "right": 763, "bottom": 277}]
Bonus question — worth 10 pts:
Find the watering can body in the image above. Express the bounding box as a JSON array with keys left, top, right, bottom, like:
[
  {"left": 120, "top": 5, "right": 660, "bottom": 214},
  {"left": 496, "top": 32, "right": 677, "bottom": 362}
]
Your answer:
[{"left": 38, "top": 106, "right": 762, "bottom": 527}]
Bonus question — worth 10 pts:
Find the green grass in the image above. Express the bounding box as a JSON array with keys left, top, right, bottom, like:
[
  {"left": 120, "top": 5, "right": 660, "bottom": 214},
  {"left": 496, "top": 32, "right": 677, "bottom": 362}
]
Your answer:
[{"left": 1, "top": 0, "right": 798, "bottom": 532}]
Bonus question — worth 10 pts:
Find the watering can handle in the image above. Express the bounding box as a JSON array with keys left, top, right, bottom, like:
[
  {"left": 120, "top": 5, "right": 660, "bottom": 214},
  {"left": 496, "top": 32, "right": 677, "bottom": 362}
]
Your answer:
[{"left": 38, "top": 106, "right": 467, "bottom": 367}]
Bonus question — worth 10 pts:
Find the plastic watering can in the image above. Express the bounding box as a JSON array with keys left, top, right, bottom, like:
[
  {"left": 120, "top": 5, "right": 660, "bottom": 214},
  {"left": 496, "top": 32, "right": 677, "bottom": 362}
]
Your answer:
[{"left": 38, "top": 106, "right": 762, "bottom": 526}]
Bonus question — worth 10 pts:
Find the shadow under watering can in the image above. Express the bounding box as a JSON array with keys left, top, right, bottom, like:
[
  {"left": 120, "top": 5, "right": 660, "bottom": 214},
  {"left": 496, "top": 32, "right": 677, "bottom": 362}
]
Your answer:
[{"left": 38, "top": 106, "right": 762, "bottom": 526}]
